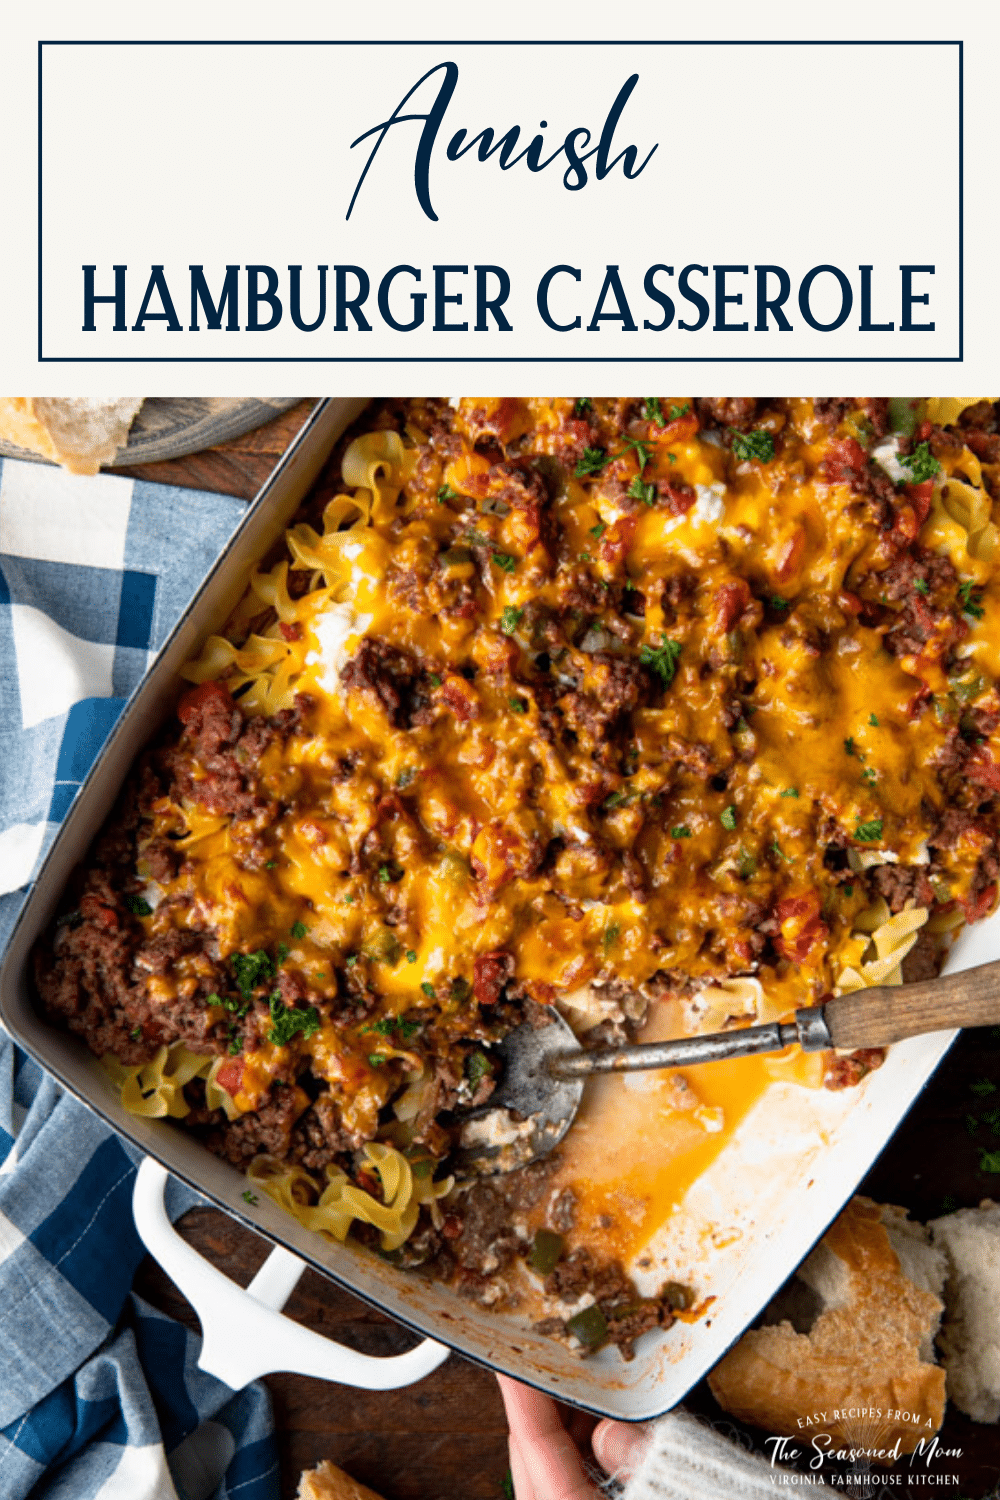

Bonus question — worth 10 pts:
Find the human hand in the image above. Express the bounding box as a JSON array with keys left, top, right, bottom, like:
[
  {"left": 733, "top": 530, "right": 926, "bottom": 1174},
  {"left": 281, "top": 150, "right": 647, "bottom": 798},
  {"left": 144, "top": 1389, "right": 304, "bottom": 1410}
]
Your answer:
[{"left": 496, "top": 1373, "right": 653, "bottom": 1499}]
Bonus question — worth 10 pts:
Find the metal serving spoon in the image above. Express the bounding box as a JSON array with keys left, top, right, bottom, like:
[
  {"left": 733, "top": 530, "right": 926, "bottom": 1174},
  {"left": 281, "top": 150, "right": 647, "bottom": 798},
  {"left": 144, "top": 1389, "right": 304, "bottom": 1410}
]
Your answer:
[{"left": 454, "top": 958, "right": 1000, "bottom": 1176}]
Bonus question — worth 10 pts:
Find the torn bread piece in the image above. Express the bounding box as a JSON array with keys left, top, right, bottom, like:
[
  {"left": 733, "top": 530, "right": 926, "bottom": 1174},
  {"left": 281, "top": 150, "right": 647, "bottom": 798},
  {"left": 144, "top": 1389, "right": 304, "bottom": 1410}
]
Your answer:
[
  {"left": 0, "top": 397, "right": 144, "bottom": 474},
  {"left": 708, "top": 1196, "right": 947, "bottom": 1457},
  {"left": 297, "top": 1460, "right": 385, "bottom": 1500},
  {"left": 929, "top": 1198, "right": 1000, "bottom": 1424}
]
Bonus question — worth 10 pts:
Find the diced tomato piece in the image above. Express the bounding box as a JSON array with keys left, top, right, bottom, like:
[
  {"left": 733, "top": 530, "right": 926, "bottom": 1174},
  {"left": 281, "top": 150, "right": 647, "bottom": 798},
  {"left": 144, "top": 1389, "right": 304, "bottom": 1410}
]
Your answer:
[
  {"left": 599, "top": 513, "right": 638, "bottom": 566},
  {"left": 279, "top": 621, "right": 302, "bottom": 642},
  {"left": 473, "top": 951, "right": 515, "bottom": 1007},
  {"left": 440, "top": 675, "right": 480, "bottom": 723},
  {"left": 904, "top": 480, "right": 934, "bottom": 527},
  {"left": 656, "top": 412, "right": 699, "bottom": 444},
  {"left": 177, "top": 680, "right": 233, "bottom": 725},
  {"left": 774, "top": 893, "right": 828, "bottom": 964},
  {"left": 777, "top": 528, "right": 806, "bottom": 581},
  {"left": 215, "top": 1058, "right": 244, "bottom": 1096},
  {"left": 962, "top": 883, "right": 997, "bottom": 924},
  {"left": 914, "top": 420, "right": 933, "bottom": 443},
  {"left": 660, "top": 482, "right": 696, "bottom": 515},
  {"left": 714, "top": 580, "right": 751, "bottom": 633},
  {"left": 824, "top": 437, "right": 868, "bottom": 486}
]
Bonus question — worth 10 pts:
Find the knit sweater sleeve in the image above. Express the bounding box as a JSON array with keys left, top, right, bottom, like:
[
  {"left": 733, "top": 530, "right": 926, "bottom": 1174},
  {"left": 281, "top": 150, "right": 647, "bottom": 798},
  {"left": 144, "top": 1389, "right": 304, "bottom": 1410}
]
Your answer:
[{"left": 619, "top": 1410, "right": 788, "bottom": 1500}]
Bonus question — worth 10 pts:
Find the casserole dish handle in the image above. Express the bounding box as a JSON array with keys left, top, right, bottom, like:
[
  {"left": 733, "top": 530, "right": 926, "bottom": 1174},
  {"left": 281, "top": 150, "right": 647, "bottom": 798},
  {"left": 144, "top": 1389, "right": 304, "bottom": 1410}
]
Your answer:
[{"left": 133, "top": 1158, "right": 450, "bottom": 1390}]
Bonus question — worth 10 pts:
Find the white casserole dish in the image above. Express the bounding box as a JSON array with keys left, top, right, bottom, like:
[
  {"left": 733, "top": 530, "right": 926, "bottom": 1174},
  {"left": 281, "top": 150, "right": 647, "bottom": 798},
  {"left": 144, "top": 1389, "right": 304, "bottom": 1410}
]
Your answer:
[{"left": 0, "top": 397, "right": 981, "bottom": 1417}]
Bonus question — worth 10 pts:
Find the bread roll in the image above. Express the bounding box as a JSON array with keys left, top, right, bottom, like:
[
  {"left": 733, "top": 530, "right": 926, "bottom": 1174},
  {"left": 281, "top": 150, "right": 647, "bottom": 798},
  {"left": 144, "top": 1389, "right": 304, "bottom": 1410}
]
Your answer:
[
  {"left": 708, "top": 1196, "right": 947, "bottom": 1457},
  {"left": 0, "top": 397, "right": 143, "bottom": 474},
  {"left": 296, "top": 1459, "right": 385, "bottom": 1500},
  {"left": 929, "top": 1198, "right": 1000, "bottom": 1423}
]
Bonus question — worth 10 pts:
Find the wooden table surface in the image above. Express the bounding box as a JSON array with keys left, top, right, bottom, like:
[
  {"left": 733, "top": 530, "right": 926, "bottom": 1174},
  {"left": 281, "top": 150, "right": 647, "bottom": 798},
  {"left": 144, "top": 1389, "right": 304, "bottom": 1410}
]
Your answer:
[{"left": 130, "top": 401, "right": 1000, "bottom": 1500}]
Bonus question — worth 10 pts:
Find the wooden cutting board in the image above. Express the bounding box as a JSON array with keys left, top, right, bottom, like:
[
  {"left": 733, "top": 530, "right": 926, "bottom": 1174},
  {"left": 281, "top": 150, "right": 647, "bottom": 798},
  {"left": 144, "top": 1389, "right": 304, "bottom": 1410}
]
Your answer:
[{"left": 0, "top": 396, "right": 304, "bottom": 467}]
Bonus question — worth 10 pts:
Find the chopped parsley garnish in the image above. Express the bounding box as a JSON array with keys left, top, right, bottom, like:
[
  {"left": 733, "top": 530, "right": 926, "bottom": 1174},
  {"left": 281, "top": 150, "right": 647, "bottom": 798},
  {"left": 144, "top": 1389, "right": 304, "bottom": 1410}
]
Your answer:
[
  {"left": 602, "top": 921, "right": 621, "bottom": 950},
  {"left": 959, "top": 581, "right": 986, "bottom": 618},
  {"left": 451, "top": 976, "right": 472, "bottom": 1003},
  {"left": 130, "top": 1025, "right": 142, "bottom": 1040},
  {"left": 667, "top": 452, "right": 677, "bottom": 464},
  {"left": 492, "top": 551, "right": 518, "bottom": 573},
  {"left": 730, "top": 429, "right": 775, "bottom": 463},
  {"left": 869, "top": 713, "right": 880, "bottom": 726},
  {"left": 780, "top": 787, "right": 799, "bottom": 798},
  {"left": 770, "top": 836, "right": 789, "bottom": 862},
  {"left": 589, "top": 521, "right": 607, "bottom": 539},
  {"left": 971, "top": 1079, "right": 998, "bottom": 1097},
  {"left": 844, "top": 737, "right": 855, "bottom": 756},
  {"left": 862, "top": 767, "right": 878, "bottom": 784},
  {"left": 644, "top": 396, "right": 665, "bottom": 426},
  {"left": 914, "top": 578, "right": 930, "bottom": 596},
  {"left": 429, "top": 672, "right": 443, "bottom": 687},
  {"left": 500, "top": 605, "right": 524, "bottom": 635},
  {"left": 290, "top": 921, "right": 308, "bottom": 940},
  {"left": 368, "top": 1053, "right": 385, "bottom": 1067},
  {"left": 242, "top": 1190, "right": 259, "bottom": 1206},
  {"left": 265, "top": 860, "right": 277, "bottom": 870},
  {"left": 577, "top": 552, "right": 591, "bottom": 563},
  {"left": 844, "top": 885, "right": 854, "bottom": 897},
  {"left": 640, "top": 636, "right": 682, "bottom": 688},
  {"left": 573, "top": 397, "right": 592, "bottom": 417},
  {"left": 669, "top": 403, "right": 690, "bottom": 421},
  {"left": 628, "top": 476, "right": 657, "bottom": 507},
  {"left": 126, "top": 895, "right": 153, "bottom": 917},
  {"left": 466, "top": 1051, "right": 491, "bottom": 1088},
  {"left": 738, "top": 847, "right": 757, "bottom": 879},
  {"left": 344, "top": 893, "right": 354, "bottom": 904},
  {"left": 508, "top": 696, "right": 528, "bottom": 714},
  {"left": 979, "top": 1148, "right": 1000, "bottom": 1174},
  {"left": 771, "top": 597, "right": 789, "bottom": 610},
  {"left": 398, "top": 1019, "right": 421, "bottom": 1041},
  {"left": 228, "top": 1034, "right": 242, "bottom": 1056},
  {"left": 377, "top": 862, "right": 403, "bottom": 883},
  {"left": 215, "top": 993, "right": 250, "bottom": 1019},
  {"left": 855, "top": 817, "right": 884, "bottom": 843},
  {"left": 231, "top": 950, "right": 275, "bottom": 1003},
  {"left": 574, "top": 446, "right": 609, "bottom": 477},
  {"left": 619, "top": 436, "right": 655, "bottom": 472},
  {"left": 267, "top": 992, "right": 321, "bottom": 1047},
  {"left": 421, "top": 981, "right": 436, "bottom": 998},
  {"left": 437, "top": 485, "right": 459, "bottom": 505},
  {"left": 898, "top": 442, "right": 941, "bottom": 485},
  {"left": 345, "top": 955, "right": 358, "bottom": 968},
  {"left": 406, "top": 950, "right": 417, "bottom": 964},
  {"left": 276, "top": 942, "right": 289, "bottom": 966},
  {"left": 602, "top": 790, "right": 631, "bottom": 811},
  {"left": 720, "top": 805, "right": 738, "bottom": 831},
  {"left": 671, "top": 824, "right": 692, "bottom": 838}
]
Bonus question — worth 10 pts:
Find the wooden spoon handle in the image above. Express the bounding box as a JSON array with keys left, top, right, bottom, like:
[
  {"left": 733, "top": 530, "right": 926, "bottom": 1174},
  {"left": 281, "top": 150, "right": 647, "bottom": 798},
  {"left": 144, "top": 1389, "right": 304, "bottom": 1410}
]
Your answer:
[{"left": 825, "top": 957, "right": 1000, "bottom": 1049}]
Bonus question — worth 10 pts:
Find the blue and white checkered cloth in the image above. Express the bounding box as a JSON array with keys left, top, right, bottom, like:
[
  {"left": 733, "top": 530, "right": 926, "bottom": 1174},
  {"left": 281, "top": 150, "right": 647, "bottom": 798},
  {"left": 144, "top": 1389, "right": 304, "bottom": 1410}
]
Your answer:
[{"left": 0, "top": 458, "right": 281, "bottom": 1500}]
